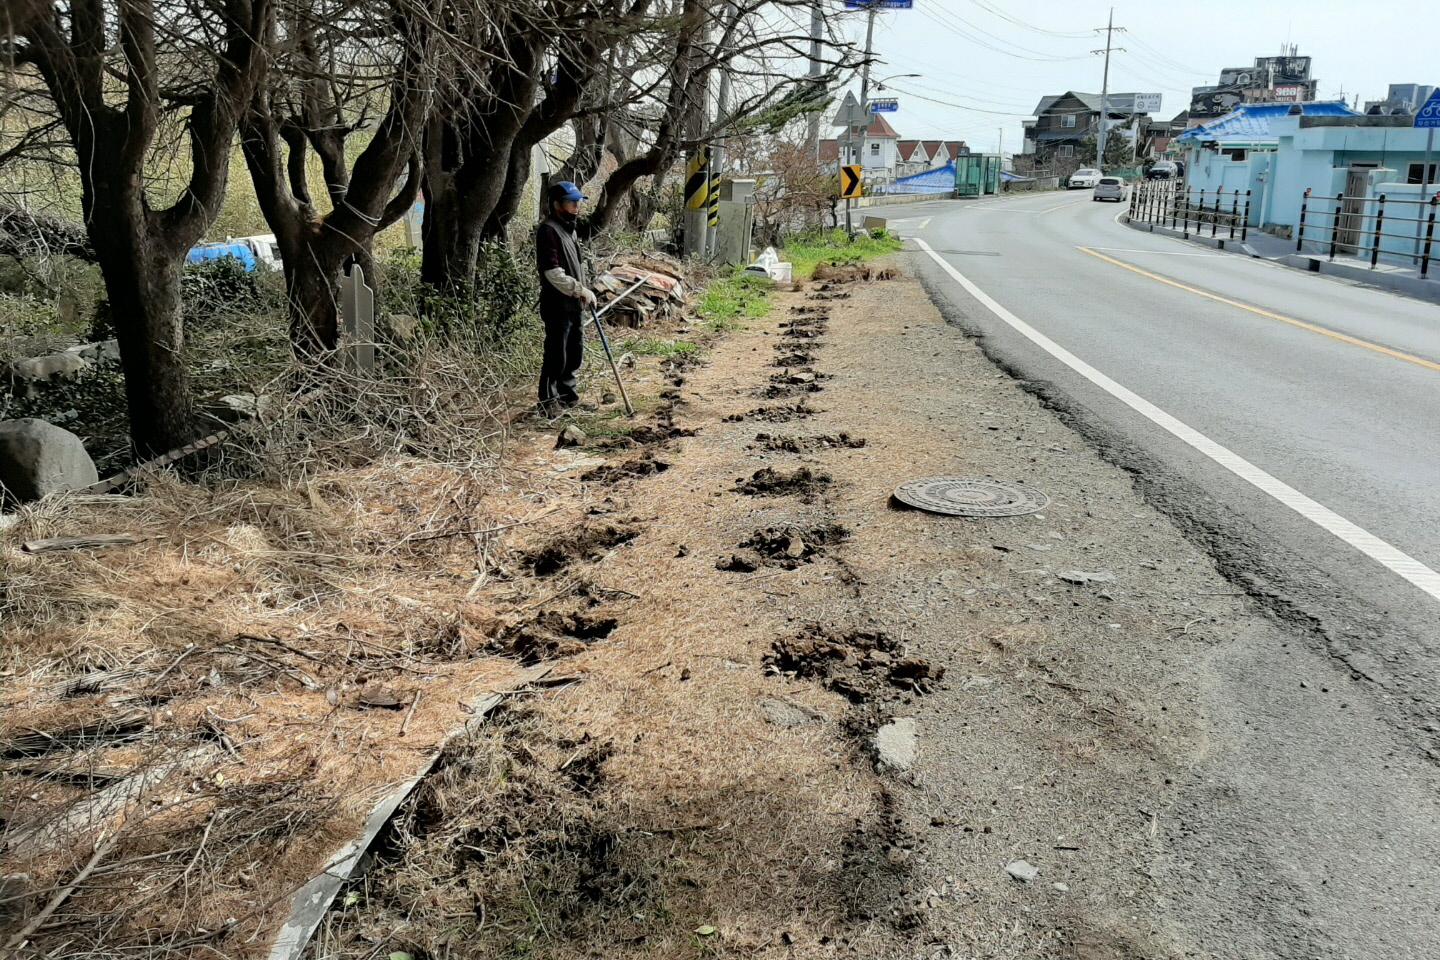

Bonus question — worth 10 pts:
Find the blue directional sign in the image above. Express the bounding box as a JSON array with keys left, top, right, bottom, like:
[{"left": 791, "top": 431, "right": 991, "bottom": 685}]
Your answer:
[
  {"left": 869, "top": 99, "right": 899, "bottom": 113},
  {"left": 1415, "top": 87, "right": 1440, "bottom": 128},
  {"left": 843, "top": 1, "right": 913, "bottom": 8}
]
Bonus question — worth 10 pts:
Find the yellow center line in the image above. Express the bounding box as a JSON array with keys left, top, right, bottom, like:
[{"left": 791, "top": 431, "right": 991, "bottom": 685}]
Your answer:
[{"left": 1077, "top": 246, "right": 1440, "bottom": 373}]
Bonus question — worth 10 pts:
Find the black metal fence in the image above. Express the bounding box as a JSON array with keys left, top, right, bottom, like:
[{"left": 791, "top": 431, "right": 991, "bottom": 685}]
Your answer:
[
  {"left": 1128, "top": 183, "right": 1252, "bottom": 242},
  {"left": 1294, "top": 189, "right": 1438, "bottom": 278}
]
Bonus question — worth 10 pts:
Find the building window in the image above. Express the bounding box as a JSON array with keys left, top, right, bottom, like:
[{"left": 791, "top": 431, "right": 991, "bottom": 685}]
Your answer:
[
  {"left": 870, "top": 142, "right": 880, "bottom": 156},
  {"left": 1221, "top": 148, "right": 1248, "bottom": 161},
  {"left": 1408, "top": 162, "right": 1438, "bottom": 184},
  {"left": 1058, "top": 144, "right": 1075, "bottom": 158},
  {"left": 1061, "top": 114, "right": 1076, "bottom": 128}
]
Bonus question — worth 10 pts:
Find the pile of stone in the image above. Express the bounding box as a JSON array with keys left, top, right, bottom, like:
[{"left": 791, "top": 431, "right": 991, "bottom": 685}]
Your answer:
[{"left": 591, "top": 257, "right": 689, "bottom": 328}]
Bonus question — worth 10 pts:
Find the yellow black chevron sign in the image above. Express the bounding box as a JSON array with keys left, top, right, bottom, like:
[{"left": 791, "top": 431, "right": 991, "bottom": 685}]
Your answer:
[
  {"left": 840, "top": 164, "right": 863, "bottom": 200},
  {"left": 707, "top": 170, "right": 719, "bottom": 226},
  {"left": 684, "top": 148, "right": 710, "bottom": 210}
]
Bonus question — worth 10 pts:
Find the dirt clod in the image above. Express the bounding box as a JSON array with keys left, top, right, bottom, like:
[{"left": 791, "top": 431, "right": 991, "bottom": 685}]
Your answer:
[
  {"left": 723, "top": 400, "right": 821, "bottom": 423},
  {"left": 735, "top": 523, "right": 850, "bottom": 569},
  {"left": 752, "top": 432, "right": 866, "bottom": 453},
  {"left": 579, "top": 456, "right": 670, "bottom": 484},
  {"left": 493, "top": 611, "right": 620, "bottom": 663},
  {"left": 771, "top": 352, "right": 815, "bottom": 367},
  {"left": 754, "top": 381, "right": 823, "bottom": 400},
  {"left": 812, "top": 262, "right": 900, "bottom": 283},
  {"left": 767, "top": 626, "right": 944, "bottom": 702},
  {"left": 733, "top": 467, "right": 833, "bottom": 502},
  {"left": 521, "top": 522, "right": 639, "bottom": 576}
]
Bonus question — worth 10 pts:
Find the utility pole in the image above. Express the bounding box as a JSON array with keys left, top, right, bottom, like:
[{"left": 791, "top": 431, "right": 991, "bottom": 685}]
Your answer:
[
  {"left": 710, "top": 2, "right": 739, "bottom": 257},
  {"left": 807, "top": 2, "right": 824, "bottom": 159},
  {"left": 682, "top": 6, "right": 714, "bottom": 259},
  {"left": 846, "top": 1, "right": 879, "bottom": 234},
  {"left": 1093, "top": 8, "right": 1124, "bottom": 172}
]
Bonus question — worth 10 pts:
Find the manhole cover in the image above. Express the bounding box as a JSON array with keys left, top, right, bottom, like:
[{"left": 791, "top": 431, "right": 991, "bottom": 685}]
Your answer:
[{"left": 892, "top": 477, "right": 1048, "bottom": 517}]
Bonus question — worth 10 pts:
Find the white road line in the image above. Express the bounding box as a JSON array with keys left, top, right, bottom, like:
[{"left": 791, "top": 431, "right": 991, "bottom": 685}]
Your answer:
[
  {"left": 913, "top": 237, "right": 1440, "bottom": 606},
  {"left": 917, "top": 218, "right": 931, "bottom": 230}
]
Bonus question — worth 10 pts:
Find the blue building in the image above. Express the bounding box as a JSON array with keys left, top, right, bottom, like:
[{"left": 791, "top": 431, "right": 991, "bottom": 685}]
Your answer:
[{"left": 1172, "top": 101, "right": 1440, "bottom": 251}]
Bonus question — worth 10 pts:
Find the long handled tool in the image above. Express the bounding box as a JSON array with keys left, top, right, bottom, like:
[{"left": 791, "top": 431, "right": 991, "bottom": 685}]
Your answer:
[
  {"left": 584, "top": 271, "right": 655, "bottom": 418},
  {"left": 593, "top": 273, "right": 652, "bottom": 321},
  {"left": 587, "top": 302, "right": 635, "bottom": 417}
]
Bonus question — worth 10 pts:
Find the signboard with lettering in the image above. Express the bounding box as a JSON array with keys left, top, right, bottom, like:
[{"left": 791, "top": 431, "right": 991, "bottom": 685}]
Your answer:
[
  {"left": 1415, "top": 88, "right": 1440, "bottom": 128},
  {"left": 869, "top": 98, "right": 899, "bottom": 113},
  {"left": 1134, "top": 93, "right": 1162, "bottom": 113}
]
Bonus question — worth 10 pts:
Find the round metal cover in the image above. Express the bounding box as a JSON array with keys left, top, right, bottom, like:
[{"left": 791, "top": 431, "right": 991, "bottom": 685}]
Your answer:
[{"left": 893, "top": 477, "right": 1048, "bottom": 517}]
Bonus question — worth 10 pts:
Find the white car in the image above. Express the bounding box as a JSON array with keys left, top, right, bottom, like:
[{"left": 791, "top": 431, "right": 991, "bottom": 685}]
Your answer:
[
  {"left": 1092, "top": 176, "right": 1126, "bottom": 202},
  {"left": 1068, "top": 168, "right": 1101, "bottom": 189}
]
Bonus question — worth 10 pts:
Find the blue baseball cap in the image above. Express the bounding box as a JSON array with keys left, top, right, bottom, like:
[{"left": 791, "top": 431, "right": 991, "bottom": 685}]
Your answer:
[{"left": 548, "top": 181, "right": 587, "bottom": 202}]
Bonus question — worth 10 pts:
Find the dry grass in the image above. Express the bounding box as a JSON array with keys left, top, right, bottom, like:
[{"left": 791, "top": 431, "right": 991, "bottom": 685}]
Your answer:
[
  {"left": 1, "top": 266, "right": 913, "bottom": 960},
  {"left": 0, "top": 326, "right": 564, "bottom": 956}
]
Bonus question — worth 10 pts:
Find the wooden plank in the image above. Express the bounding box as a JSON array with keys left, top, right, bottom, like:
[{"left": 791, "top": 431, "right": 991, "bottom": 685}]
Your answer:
[
  {"left": 265, "top": 664, "right": 552, "bottom": 960},
  {"left": 21, "top": 533, "right": 149, "bottom": 555}
]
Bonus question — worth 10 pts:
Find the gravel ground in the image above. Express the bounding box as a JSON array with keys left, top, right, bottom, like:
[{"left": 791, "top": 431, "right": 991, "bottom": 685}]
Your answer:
[{"left": 318, "top": 252, "right": 1431, "bottom": 959}]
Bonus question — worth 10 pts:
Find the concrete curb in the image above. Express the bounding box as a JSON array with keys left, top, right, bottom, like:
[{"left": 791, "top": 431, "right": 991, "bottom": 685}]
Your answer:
[{"left": 1121, "top": 215, "right": 1440, "bottom": 304}]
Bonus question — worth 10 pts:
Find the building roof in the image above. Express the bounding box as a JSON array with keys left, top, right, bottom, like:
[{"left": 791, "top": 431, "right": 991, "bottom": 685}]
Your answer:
[
  {"left": 897, "top": 139, "right": 926, "bottom": 161},
  {"left": 819, "top": 139, "right": 840, "bottom": 163},
  {"left": 1175, "top": 99, "right": 1361, "bottom": 143},
  {"left": 862, "top": 113, "right": 900, "bottom": 137},
  {"left": 1032, "top": 91, "right": 1154, "bottom": 117}
]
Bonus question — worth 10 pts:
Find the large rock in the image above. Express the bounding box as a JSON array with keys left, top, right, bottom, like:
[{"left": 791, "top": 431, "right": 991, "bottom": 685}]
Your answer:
[
  {"left": 3, "top": 351, "right": 87, "bottom": 382},
  {"left": 0, "top": 419, "right": 99, "bottom": 503},
  {"left": 2, "top": 352, "right": 88, "bottom": 398}
]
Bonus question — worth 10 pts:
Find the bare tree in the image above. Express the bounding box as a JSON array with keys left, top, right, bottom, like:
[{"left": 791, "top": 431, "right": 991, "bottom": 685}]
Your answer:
[
  {"left": 418, "top": 0, "right": 653, "bottom": 294},
  {"left": 239, "top": 0, "right": 439, "bottom": 356},
  {"left": 579, "top": 0, "right": 851, "bottom": 238},
  {"left": 3, "top": 0, "right": 273, "bottom": 456}
]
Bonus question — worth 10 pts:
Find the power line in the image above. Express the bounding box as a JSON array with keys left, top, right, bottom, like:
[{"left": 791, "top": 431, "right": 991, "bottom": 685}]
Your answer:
[
  {"left": 915, "top": 6, "right": 1090, "bottom": 63},
  {"left": 886, "top": 83, "right": 1033, "bottom": 118},
  {"left": 962, "top": 0, "right": 1092, "bottom": 40}
]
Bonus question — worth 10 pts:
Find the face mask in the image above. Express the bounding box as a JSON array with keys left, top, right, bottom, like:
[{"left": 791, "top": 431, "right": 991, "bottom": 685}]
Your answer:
[{"left": 558, "top": 208, "right": 578, "bottom": 224}]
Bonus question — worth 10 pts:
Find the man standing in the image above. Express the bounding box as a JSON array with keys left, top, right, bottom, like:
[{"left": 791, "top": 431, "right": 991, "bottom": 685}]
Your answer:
[{"left": 535, "top": 181, "right": 597, "bottom": 414}]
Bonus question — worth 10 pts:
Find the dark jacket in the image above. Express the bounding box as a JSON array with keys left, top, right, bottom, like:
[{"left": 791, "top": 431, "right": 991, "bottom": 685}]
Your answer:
[{"left": 536, "top": 214, "right": 587, "bottom": 315}]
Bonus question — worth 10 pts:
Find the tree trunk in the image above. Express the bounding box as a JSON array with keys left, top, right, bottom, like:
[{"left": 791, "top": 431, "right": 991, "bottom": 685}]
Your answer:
[
  {"left": 88, "top": 202, "right": 195, "bottom": 458},
  {"left": 421, "top": 113, "right": 533, "bottom": 293},
  {"left": 419, "top": 170, "right": 488, "bottom": 293},
  {"left": 480, "top": 145, "right": 532, "bottom": 243},
  {"left": 279, "top": 228, "right": 349, "bottom": 357}
]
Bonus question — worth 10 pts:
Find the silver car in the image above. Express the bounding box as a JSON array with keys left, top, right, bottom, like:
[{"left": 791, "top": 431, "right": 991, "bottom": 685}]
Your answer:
[
  {"left": 1068, "top": 168, "right": 1101, "bottom": 189},
  {"left": 1092, "top": 176, "right": 1126, "bottom": 202}
]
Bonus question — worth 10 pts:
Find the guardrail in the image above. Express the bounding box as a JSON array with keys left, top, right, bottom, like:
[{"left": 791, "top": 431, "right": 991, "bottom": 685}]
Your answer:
[
  {"left": 1295, "top": 189, "right": 1438, "bottom": 279},
  {"left": 1128, "top": 183, "right": 1252, "bottom": 243}
]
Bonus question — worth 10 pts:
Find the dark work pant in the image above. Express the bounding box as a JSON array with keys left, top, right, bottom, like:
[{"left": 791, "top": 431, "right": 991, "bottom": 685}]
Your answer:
[{"left": 538, "top": 308, "right": 584, "bottom": 407}]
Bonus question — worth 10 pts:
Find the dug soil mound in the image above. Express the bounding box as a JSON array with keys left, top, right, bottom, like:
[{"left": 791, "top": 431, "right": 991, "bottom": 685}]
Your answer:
[{"left": 733, "top": 465, "right": 833, "bottom": 501}]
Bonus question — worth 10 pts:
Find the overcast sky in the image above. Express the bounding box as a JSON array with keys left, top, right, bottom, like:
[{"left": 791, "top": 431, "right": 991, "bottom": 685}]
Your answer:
[{"left": 824, "top": 0, "right": 1440, "bottom": 153}]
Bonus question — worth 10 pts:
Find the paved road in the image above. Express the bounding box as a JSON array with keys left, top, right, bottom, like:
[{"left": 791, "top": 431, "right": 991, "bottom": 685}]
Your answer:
[{"left": 865, "top": 192, "right": 1440, "bottom": 958}]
